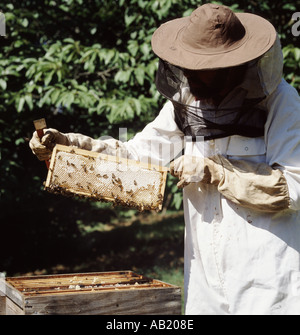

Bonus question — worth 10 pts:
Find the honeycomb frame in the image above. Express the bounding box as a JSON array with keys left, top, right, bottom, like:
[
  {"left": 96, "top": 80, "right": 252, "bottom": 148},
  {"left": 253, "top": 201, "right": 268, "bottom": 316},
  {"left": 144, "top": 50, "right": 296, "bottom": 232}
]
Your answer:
[{"left": 45, "top": 144, "right": 168, "bottom": 212}]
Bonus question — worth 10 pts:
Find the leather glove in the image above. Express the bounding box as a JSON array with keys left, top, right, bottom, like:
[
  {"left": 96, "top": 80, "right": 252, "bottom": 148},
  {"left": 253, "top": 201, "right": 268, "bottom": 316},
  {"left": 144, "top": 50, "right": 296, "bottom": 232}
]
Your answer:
[
  {"left": 29, "top": 128, "right": 130, "bottom": 161},
  {"left": 29, "top": 128, "right": 70, "bottom": 161},
  {"left": 169, "top": 155, "right": 222, "bottom": 188},
  {"left": 170, "top": 154, "right": 290, "bottom": 212}
]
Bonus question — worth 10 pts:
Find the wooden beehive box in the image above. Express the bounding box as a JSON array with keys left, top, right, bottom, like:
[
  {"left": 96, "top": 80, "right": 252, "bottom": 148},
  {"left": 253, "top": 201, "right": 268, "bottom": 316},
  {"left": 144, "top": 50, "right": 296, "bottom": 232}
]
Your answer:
[{"left": 0, "top": 271, "right": 181, "bottom": 315}]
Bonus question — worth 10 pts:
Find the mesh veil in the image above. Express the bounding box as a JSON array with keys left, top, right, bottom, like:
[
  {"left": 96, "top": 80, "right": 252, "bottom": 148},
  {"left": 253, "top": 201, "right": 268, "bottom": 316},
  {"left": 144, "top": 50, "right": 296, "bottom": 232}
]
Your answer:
[{"left": 155, "top": 59, "right": 268, "bottom": 140}]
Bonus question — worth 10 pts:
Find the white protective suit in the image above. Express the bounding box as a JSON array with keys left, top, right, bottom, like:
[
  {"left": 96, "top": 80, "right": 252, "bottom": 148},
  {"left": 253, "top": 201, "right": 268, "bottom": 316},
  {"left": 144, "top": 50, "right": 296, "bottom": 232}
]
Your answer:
[
  {"left": 30, "top": 37, "right": 300, "bottom": 314},
  {"left": 121, "top": 37, "right": 300, "bottom": 314}
]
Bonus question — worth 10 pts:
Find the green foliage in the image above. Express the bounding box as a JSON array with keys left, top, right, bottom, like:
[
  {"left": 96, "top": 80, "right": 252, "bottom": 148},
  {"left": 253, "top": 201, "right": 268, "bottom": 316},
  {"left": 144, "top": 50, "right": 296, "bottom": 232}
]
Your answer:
[
  {"left": 0, "top": 0, "right": 299, "bottom": 275},
  {"left": 282, "top": 44, "right": 300, "bottom": 89}
]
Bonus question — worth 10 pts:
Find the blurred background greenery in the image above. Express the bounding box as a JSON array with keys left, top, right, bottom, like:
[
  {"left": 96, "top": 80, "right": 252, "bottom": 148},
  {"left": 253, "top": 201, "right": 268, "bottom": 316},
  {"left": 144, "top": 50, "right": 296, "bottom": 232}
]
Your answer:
[{"left": 0, "top": 0, "right": 299, "bottom": 312}]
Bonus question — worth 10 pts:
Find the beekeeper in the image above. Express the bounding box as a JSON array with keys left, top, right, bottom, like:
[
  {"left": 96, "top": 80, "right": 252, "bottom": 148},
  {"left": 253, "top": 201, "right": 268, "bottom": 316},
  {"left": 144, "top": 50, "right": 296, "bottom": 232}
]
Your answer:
[{"left": 30, "top": 3, "right": 300, "bottom": 314}]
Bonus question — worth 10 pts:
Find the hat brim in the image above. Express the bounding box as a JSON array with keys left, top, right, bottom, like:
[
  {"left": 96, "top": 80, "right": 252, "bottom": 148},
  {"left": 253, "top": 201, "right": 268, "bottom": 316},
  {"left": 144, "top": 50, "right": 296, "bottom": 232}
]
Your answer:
[{"left": 151, "top": 12, "right": 277, "bottom": 70}]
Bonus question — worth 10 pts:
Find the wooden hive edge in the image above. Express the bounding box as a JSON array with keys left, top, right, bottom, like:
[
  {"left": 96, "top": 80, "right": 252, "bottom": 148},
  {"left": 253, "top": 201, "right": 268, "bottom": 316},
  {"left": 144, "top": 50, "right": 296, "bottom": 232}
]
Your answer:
[
  {"left": 23, "top": 286, "right": 181, "bottom": 315},
  {"left": 3, "top": 271, "right": 181, "bottom": 315}
]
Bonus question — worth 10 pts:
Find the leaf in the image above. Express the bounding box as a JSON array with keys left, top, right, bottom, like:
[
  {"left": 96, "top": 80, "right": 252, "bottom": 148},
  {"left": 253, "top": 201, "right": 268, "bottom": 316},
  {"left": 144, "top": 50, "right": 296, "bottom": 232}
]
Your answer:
[
  {"left": 125, "top": 12, "right": 137, "bottom": 27},
  {"left": 84, "top": 52, "right": 97, "bottom": 72},
  {"left": 64, "top": 92, "right": 74, "bottom": 108},
  {"left": 172, "top": 192, "right": 183, "bottom": 210},
  {"left": 24, "top": 94, "right": 33, "bottom": 110},
  {"left": 65, "top": 52, "right": 74, "bottom": 63},
  {"left": 128, "top": 40, "right": 139, "bottom": 57},
  {"left": 56, "top": 70, "right": 62, "bottom": 82},
  {"left": 140, "top": 43, "right": 150, "bottom": 56},
  {"left": 21, "top": 18, "right": 29, "bottom": 27},
  {"left": 134, "top": 67, "right": 144, "bottom": 85},
  {"left": 44, "top": 70, "right": 55, "bottom": 86},
  {"left": 17, "top": 96, "right": 25, "bottom": 112},
  {"left": 81, "top": 49, "right": 94, "bottom": 61},
  {"left": 132, "top": 98, "right": 142, "bottom": 116},
  {"left": 115, "top": 69, "right": 132, "bottom": 83},
  {"left": 39, "top": 87, "right": 55, "bottom": 107},
  {"left": 51, "top": 89, "right": 61, "bottom": 104},
  {"left": 34, "top": 71, "right": 43, "bottom": 83},
  {"left": 90, "top": 27, "right": 97, "bottom": 35},
  {"left": 45, "top": 43, "right": 61, "bottom": 58},
  {"left": 76, "top": 85, "right": 88, "bottom": 92},
  {"left": 125, "top": 101, "right": 134, "bottom": 118},
  {"left": 0, "top": 79, "right": 7, "bottom": 90},
  {"left": 63, "top": 38, "right": 75, "bottom": 44},
  {"left": 103, "top": 49, "right": 115, "bottom": 65},
  {"left": 26, "top": 64, "right": 38, "bottom": 79},
  {"left": 294, "top": 48, "right": 300, "bottom": 62},
  {"left": 15, "top": 138, "right": 25, "bottom": 146}
]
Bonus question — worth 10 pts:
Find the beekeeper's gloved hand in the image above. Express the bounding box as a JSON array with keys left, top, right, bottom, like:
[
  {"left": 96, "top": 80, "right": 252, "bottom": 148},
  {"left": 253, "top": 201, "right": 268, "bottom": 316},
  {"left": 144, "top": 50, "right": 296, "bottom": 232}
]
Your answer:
[
  {"left": 29, "top": 128, "right": 130, "bottom": 161},
  {"left": 170, "top": 154, "right": 290, "bottom": 212},
  {"left": 29, "top": 128, "right": 69, "bottom": 161},
  {"left": 169, "top": 155, "right": 222, "bottom": 188}
]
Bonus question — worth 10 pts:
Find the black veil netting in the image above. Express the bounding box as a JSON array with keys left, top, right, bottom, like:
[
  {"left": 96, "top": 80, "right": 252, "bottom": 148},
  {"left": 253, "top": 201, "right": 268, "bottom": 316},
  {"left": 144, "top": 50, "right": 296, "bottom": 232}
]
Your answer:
[{"left": 155, "top": 59, "right": 267, "bottom": 141}]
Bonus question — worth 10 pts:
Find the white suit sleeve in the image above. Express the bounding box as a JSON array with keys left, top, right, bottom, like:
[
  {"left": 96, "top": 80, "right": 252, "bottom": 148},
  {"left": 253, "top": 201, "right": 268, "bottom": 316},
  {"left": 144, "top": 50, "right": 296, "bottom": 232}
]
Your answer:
[
  {"left": 62, "top": 101, "right": 184, "bottom": 166},
  {"left": 124, "top": 100, "right": 185, "bottom": 167},
  {"left": 265, "top": 79, "right": 300, "bottom": 210}
]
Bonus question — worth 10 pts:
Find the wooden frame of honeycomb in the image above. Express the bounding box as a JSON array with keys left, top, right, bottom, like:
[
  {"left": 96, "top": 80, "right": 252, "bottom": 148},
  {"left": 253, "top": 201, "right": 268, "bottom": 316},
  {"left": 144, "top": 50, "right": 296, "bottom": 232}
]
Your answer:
[{"left": 44, "top": 144, "right": 169, "bottom": 212}]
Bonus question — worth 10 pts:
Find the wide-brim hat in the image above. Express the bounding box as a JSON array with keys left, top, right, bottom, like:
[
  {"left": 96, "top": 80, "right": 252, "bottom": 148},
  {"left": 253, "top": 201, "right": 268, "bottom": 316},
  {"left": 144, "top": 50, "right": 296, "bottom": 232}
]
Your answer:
[{"left": 151, "top": 3, "right": 277, "bottom": 70}]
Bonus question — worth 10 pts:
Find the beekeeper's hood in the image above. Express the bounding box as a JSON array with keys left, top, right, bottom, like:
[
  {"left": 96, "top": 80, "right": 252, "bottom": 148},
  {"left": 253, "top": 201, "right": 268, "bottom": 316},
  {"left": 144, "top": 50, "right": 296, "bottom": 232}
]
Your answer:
[{"left": 151, "top": 3, "right": 283, "bottom": 140}]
